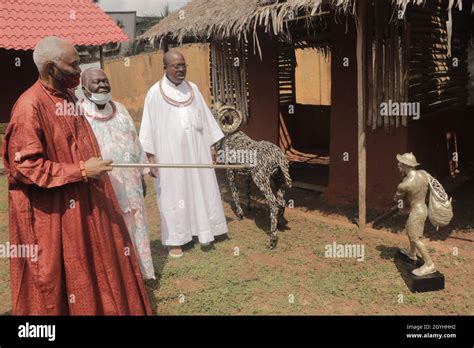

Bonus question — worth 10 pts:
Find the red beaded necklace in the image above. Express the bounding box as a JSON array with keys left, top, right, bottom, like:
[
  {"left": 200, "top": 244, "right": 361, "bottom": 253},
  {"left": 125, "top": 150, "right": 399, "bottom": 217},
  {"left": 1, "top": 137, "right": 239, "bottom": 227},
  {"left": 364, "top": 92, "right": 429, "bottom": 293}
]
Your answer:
[
  {"left": 159, "top": 78, "right": 195, "bottom": 107},
  {"left": 82, "top": 100, "right": 117, "bottom": 121}
]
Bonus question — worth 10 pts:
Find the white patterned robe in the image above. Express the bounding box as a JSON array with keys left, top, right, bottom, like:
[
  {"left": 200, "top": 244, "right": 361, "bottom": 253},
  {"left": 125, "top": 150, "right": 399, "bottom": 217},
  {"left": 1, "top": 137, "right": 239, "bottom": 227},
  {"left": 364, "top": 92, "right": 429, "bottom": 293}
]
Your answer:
[
  {"left": 139, "top": 75, "right": 228, "bottom": 246},
  {"left": 82, "top": 99, "right": 156, "bottom": 280}
]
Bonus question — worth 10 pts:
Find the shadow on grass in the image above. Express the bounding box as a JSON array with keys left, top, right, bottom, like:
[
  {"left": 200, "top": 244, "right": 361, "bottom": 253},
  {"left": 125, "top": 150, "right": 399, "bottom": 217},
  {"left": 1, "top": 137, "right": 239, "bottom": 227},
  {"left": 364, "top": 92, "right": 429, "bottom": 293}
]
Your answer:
[
  {"left": 376, "top": 244, "right": 402, "bottom": 261},
  {"left": 217, "top": 167, "right": 474, "bottom": 244},
  {"left": 147, "top": 230, "right": 233, "bottom": 313},
  {"left": 147, "top": 239, "right": 169, "bottom": 314},
  {"left": 225, "top": 196, "right": 293, "bottom": 248},
  {"left": 147, "top": 238, "right": 204, "bottom": 313},
  {"left": 218, "top": 175, "right": 293, "bottom": 233}
]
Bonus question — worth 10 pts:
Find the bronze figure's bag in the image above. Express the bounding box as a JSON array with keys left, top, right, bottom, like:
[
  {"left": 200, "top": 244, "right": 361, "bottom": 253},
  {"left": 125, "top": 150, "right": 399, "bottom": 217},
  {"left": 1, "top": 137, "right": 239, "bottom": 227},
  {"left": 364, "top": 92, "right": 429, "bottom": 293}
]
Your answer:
[{"left": 427, "top": 175, "right": 453, "bottom": 229}]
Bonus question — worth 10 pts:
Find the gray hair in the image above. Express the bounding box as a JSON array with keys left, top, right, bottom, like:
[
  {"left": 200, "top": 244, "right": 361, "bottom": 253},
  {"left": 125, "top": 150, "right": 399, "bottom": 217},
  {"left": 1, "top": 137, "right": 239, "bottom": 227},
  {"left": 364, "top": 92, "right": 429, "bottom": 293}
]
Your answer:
[
  {"left": 32, "top": 36, "right": 68, "bottom": 73},
  {"left": 81, "top": 67, "right": 105, "bottom": 85}
]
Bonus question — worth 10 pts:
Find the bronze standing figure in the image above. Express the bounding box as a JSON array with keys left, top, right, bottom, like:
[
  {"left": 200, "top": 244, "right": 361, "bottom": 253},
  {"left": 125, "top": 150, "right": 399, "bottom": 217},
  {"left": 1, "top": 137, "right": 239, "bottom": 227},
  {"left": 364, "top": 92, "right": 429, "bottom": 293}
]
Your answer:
[{"left": 394, "top": 153, "right": 437, "bottom": 276}]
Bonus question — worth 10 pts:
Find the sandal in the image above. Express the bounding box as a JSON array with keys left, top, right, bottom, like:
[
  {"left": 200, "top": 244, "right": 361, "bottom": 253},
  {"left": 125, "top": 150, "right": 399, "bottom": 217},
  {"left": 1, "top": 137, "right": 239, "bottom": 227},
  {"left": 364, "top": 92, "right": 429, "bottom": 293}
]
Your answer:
[{"left": 169, "top": 249, "right": 184, "bottom": 258}]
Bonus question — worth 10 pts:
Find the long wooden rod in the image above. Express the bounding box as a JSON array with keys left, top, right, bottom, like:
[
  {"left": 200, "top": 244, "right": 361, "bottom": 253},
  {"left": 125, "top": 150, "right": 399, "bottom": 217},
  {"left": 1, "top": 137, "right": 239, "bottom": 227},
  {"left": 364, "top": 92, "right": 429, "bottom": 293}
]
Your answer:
[
  {"left": 111, "top": 163, "right": 254, "bottom": 169},
  {"left": 356, "top": 0, "right": 368, "bottom": 236}
]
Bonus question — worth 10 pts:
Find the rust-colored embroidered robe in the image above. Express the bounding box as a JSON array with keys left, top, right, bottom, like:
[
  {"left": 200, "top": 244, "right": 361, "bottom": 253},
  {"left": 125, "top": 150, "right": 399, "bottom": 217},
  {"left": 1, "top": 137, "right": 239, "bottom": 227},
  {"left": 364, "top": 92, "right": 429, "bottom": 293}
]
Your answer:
[{"left": 3, "top": 80, "right": 153, "bottom": 315}]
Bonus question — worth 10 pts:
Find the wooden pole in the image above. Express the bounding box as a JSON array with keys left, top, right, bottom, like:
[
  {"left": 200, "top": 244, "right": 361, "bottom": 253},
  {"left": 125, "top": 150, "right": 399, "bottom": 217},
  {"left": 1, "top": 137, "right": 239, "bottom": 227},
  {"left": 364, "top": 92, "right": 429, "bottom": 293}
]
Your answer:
[
  {"left": 99, "top": 45, "right": 105, "bottom": 69},
  {"left": 163, "top": 37, "right": 169, "bottom": 53},
  {"left": 356, "top": 0, "right": 368, "bottom": 236},
  {"left": 111, "top": 163, "right": 254, "bottom": 169}
]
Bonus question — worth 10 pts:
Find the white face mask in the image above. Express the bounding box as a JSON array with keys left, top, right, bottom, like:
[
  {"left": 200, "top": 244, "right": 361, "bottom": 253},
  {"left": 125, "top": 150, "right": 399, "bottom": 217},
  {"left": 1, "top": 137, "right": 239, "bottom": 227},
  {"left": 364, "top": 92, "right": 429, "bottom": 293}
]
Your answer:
[{"left": 84, "top": 87, "right": 112, "bottom": 105}]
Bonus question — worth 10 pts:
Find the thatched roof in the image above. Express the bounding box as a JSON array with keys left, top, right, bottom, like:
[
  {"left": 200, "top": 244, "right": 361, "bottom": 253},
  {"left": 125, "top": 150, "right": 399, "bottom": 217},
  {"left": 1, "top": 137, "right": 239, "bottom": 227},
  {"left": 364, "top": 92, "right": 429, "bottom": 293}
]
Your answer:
[
  {"left": 140, "top": 0, "right": 464, "bottom": 45},
  {"left": 139, "top": 0, "right": 337, "bottom": 45}
]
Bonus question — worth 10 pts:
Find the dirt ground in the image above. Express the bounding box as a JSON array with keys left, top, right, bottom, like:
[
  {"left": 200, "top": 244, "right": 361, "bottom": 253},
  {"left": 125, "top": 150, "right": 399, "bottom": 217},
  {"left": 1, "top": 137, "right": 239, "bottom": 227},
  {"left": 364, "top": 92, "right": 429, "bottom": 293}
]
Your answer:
[{"left": 0, "top": 173, "right": 473, "bottom": 315}]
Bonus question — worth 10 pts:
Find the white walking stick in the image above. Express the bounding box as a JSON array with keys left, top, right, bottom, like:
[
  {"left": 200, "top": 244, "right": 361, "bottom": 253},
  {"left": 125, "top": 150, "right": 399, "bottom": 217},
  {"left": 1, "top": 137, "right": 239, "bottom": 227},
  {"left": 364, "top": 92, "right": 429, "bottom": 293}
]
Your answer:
[{"left": 111, "top": 163, "right": 254, "bottom": 169}]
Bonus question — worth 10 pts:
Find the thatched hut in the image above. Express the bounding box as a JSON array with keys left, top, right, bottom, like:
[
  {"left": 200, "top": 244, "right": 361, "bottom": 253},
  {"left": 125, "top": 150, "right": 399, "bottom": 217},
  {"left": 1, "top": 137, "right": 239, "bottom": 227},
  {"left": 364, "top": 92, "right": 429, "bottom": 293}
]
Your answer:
[
  {"left": 141, "top": 0, "right": 473, "bottom": 226},
  {"left": 0, "top": 0, "right": 129, "bottom": 121}
]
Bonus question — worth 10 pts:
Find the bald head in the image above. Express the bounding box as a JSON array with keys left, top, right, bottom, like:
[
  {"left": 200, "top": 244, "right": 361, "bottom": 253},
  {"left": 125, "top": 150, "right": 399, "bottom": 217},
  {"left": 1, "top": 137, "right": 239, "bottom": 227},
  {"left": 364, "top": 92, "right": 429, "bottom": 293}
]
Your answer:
[
  {"left": 163, "top": 50, "right": 187, "bottom": 85},
  {"left": 81, "top": 68, "right": 107, "bottom": 87},
  {"left": 163, "top": 50, "right": 185, "bottom": 66},
  {"left": 81, "top": 68, "right": 111, "bottom": 101}
]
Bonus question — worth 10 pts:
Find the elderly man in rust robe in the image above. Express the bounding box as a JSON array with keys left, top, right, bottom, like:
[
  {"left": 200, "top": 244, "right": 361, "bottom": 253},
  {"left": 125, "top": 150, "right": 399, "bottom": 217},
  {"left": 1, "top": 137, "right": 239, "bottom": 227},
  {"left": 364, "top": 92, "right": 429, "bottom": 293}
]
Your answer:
[{"left": 2, "top": 36, "right": 153, "bottom": 315}]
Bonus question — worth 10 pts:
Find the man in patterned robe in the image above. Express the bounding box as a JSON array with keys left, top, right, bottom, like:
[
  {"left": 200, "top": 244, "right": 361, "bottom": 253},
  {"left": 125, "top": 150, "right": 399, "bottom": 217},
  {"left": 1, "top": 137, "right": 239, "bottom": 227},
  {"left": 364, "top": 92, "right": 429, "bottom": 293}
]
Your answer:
[{"left": 80, "top": 68, "right": 155, "bottom": 280}]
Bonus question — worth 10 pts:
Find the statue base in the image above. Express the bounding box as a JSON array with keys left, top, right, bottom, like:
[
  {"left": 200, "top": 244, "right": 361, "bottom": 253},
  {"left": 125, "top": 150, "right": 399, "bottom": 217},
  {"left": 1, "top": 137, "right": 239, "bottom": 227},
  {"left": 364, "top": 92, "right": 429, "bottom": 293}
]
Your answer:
[{"left": 395, "top": 250, "right": 445, "bottom": 293}]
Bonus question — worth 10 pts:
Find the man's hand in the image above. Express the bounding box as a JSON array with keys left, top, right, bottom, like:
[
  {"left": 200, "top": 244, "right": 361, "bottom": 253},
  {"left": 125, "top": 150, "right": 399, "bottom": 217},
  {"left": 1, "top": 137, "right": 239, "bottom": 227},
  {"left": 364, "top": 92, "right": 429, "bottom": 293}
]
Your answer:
[
  {"left": 146, "top": 153, "right": 158, "bottom": 178},
  {"left": 83, "top": 157, "right": 113, "bottom": 179}
]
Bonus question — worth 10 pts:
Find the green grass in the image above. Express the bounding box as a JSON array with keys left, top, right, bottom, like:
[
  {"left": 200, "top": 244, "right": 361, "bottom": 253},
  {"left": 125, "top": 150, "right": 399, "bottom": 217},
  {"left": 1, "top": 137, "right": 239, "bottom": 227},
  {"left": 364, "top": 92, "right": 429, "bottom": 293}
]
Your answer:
[
  {"left": 0, "top": 174, "right": 10, "bottom": 314},
  {"left": 0, "top": 174, "right": 473, "bottom": 315}
]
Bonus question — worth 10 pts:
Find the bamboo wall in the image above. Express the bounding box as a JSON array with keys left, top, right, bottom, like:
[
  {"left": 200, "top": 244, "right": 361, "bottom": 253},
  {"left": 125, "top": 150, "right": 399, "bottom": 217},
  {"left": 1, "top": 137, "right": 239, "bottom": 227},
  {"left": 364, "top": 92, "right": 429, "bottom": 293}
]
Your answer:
[
  {"left": 209, "top": 40, "right": 250, "bottom": 123},
  {"left": 366, "top": 0, "right": 409, "bottom": 131},
  {"left": 364, "top": 0, "right": 471, "bottom": 130},
  {"left": 407, "top": 0, "right": 470, "bottom": 115}
]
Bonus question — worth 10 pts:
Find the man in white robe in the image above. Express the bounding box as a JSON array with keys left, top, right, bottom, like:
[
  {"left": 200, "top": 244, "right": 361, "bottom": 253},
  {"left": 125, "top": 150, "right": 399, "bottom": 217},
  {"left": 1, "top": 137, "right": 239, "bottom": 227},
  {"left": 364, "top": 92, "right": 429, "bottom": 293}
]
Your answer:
[
  {"left": 139, "top": 51, "right": 228, "bottom": 258},
  {"left": 80, "top": 68, "right": 156, "bottom": 279}
]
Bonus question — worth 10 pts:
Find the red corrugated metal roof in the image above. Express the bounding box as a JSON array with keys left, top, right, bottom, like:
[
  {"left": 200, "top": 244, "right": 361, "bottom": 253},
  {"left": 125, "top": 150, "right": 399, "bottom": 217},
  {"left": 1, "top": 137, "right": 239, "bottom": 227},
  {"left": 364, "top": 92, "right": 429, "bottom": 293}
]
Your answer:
[{"left": 0, "top": 0, "right": 129, "bottom": 50}]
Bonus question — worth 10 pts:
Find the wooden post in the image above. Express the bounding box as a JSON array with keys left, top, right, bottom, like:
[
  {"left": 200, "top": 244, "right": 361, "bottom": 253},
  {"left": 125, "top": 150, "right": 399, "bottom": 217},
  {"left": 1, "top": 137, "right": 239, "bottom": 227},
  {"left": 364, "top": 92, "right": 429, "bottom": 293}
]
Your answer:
[
  {"left": 356, "top": 0, "right": 368, "bottom": 236},
  {"left": 162, "top": 37, "right": 169, "bottom": 52},
  {"left": 99, "top": 45, "right": 105, "bottom": 69}
]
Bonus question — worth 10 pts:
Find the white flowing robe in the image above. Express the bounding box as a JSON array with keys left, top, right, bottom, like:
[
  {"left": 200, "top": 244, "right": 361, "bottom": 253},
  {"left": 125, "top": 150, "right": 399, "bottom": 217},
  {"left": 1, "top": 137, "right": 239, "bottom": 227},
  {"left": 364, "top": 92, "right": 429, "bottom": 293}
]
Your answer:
[{"left": 139, "top": 75, "right": 228, "bottom": 246}]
